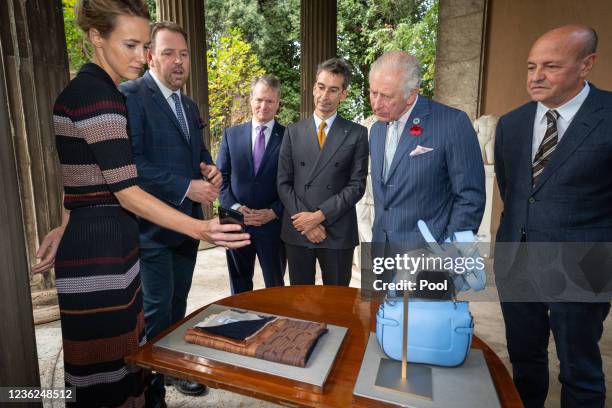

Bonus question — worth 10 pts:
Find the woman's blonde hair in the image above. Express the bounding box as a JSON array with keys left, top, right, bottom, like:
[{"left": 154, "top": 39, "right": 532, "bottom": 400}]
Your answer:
[{"left": 75, "top": 0, "right": 150, "bottom": 38}]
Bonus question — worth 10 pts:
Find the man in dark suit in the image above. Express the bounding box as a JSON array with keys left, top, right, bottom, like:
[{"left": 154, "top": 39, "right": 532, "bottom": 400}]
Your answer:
[
  {"left": 369, "top": 51, "right": 485, "bottom": 246},
  {"left": 277, "top": 58, "right": 368, "bottom": 286},
  {"left": 120, "top": 22, "right": 216, "bottom": 399},
  {"left": 217, "top": 75, "right": 286, "bottom": 293},
  {"left": 494, "top": 25, "right": 611, "bottom": 408}
]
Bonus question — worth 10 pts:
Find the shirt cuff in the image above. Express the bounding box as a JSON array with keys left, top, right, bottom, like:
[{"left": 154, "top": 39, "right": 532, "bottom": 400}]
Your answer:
[
  {"left": 180, "top": 181, "right": 191, "bottom": 205},
  {"left": 231, "top": 203, "right": 241, "bottom": 210}
]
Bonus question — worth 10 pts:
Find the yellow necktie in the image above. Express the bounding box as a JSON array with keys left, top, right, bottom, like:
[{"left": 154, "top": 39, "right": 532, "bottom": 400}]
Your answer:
[{"left": 317, "top": 121, "right": 327, "bottom": 149}]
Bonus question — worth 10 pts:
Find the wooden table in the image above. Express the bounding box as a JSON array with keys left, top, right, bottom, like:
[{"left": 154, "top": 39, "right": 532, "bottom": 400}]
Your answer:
[{"left": 127, "top": 286, "right": 522, "bottom": 407}]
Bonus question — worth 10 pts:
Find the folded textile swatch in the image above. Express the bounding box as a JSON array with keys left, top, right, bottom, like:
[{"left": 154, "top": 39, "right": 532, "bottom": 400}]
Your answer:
[{"left": 184, "top": 316, "right": 328, "bottom": 367}]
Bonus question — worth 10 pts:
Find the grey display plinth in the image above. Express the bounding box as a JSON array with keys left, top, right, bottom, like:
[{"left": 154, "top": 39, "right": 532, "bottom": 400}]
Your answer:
[
  {"left": 354, "top": 334, "right": 501, "bottom": 407},
  {"left": 376, "top": 359, "right": 433, "bottom": 400},
  {"left": 154, "top": 304, "right": 347, "bottom": 388}
]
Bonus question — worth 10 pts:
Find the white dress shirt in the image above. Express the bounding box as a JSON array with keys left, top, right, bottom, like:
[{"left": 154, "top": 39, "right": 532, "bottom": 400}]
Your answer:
[
  {"left": 532, "top": 81, "right": 590, "bottom": 161},
  {"left": 251, "top": 119, "right": 276, "bottom": 151},
  {"left": 390, "top": 94, "right": 419, "bottom": 138},
  {"left": 313, "top": 111, "right": 338, "bottom": 137},
  {"left": 149, "top": 70, "right": 189, "bottom": 137}
]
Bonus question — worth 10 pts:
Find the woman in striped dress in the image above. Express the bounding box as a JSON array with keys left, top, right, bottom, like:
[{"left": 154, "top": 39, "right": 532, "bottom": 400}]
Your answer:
[{"left": 31, "top": 1, "right": 249, "bottom": 406}]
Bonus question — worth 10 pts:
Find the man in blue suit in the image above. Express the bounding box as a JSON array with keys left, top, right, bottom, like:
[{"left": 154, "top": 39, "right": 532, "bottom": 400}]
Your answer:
[
  {"left": 495, "top": 25, "right": 611, "bottom": 408},
  {"left": 120, "top": 22, "right": 216, "bottom": 400},
  {"left": 368, "top": 51, "right": 485, "bottom": 248},
  {"left": 217, "top": 75, "right": 286, "bottom": 293}
]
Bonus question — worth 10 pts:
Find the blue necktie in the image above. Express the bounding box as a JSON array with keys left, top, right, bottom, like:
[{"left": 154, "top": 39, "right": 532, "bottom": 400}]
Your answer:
[
  {"left": 170, "top": 93, "right": 190, "bottom": 141},
  {"left": 383, "top": 121, "right": 400, "bottom": 181}
]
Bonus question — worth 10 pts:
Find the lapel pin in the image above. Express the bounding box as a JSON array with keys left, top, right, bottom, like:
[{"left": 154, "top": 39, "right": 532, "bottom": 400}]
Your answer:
[
  {"left": 409, "top": 123, "right": 423, "bottom": 137},
  {"left": 412, "top": 118, "right": 421, "bottom": 125}
]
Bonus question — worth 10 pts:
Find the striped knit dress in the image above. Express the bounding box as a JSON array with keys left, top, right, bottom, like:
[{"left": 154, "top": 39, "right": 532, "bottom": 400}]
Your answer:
[{"left": 53, "top": 63, "right": 146, "bottom": 407}]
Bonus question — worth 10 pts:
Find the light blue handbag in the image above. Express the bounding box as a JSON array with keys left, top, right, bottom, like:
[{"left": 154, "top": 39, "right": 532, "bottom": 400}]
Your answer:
[{"left": 376, "top": 298, "right": 474, "bottom": 367}]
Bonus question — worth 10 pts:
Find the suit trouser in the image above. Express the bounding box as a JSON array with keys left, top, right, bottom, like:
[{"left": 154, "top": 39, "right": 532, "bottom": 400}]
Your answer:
[
  {"left": 285, "top": 243, "right": 354, "bottom": 286},
  {"left": 501, "top": 301, "right": 610, "bottom": 408},
  {"left": 226, "top": 237, "right": 286, "bottom": 294},
  {"left": 140, "top": 239, "right": 198, "bottom": 402}
]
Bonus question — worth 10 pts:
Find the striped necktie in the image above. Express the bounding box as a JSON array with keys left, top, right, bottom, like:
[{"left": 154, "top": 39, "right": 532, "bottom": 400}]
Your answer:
[{"left": 532, "top": 109, "right": 559, "bottom": 186}]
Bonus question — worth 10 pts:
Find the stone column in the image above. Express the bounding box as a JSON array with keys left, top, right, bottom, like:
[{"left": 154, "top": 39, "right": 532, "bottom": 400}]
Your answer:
[
  {"left": 156, "top": 0, "right": 213, "bottom": 220},
  {"left": 433, "top": 0, "right": 487, "bottom": 120},
  {"left": 300, "top": 0, "right": 337, "bottom": 119}
]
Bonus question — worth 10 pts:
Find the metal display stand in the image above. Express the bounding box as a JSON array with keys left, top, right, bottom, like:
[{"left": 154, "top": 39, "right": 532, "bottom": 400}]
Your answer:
[{"left": 374, "top": 288, "right": 433, "bottom": 399}]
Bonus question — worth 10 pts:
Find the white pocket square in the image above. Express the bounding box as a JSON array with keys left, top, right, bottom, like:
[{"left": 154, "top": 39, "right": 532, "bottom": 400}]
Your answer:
[{"left": 409, "top": 145, "right": 434, "bottom": 157}]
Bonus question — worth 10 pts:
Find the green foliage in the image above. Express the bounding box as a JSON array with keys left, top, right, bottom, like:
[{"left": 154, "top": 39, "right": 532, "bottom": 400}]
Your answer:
[
  {"left": 145, "top": 0, "right": 157, "bottom": 21},
  {"left": 365, "top": 1, "right": 439, "bottom": 97},
  {"left": 337, "top": 0, "right": 438, "bottom": 120},
  {"left": 205, "top": 0, "right": 301, "bottom": 125},
  {"left": 62, "top": 0, "right": 90, "bottom": 72},
  {"left": 207, "top": 28, "right": 265, "bottom": 155}
]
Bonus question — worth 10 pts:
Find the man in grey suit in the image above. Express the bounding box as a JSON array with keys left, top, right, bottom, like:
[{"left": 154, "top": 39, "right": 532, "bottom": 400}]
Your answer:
[
  {"left": 369, "top": 51, "right": 485, "bottom": 246},
  {"left": 277, "top": 58, "right": 369, "bottom": 286}
]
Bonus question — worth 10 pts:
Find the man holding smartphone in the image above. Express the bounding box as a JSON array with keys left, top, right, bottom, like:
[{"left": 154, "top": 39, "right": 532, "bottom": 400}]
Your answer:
[
  {"left": 217, "top": 75, "right": 286, "bottom": 293},
  {"left": 120, "top": 22, "right": 217, "bottom": 400}
]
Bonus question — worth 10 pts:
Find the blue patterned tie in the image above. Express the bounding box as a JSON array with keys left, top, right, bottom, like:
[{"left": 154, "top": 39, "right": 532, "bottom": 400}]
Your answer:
[
  {"left": 170, "top": 93, "right": 190, "bottom": 141},
  {"left": 383, "top": 121, "right": 400, "bottom": 181}
]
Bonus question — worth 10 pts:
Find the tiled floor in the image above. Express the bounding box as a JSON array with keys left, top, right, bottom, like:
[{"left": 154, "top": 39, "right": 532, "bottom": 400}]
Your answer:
[{"left": 36, "top": 246, "right": 612, "bottom": 407}]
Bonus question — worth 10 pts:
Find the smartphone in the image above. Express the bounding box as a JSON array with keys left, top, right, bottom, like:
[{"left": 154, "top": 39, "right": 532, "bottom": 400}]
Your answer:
[{"left": 218, "top": 207, "right": 245, "bottom": 232}]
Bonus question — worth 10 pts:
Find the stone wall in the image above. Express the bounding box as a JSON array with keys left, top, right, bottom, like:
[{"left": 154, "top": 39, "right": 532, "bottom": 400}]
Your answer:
[{"left": 433, "top": 0, "right": 487, "bottom": 120}]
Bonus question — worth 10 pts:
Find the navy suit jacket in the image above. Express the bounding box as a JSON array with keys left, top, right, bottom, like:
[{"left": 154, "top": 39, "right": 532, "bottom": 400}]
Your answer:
[
  {"left": 119, "top": 71, "right": 213, "bottom": 248},
  {"left": 370, "top": 95, "right": 485, "bottom": 244},
  {"left": 495, "top": 84, "right": 612, "bottom": 244},
  {"left": 217, "top": 121, "right": 285, "bottom": 239}
]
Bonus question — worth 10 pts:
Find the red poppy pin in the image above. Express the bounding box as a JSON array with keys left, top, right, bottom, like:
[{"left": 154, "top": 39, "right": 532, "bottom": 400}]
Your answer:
[{"left": 409, "top": 118, "right": 422, "bottom": 136}]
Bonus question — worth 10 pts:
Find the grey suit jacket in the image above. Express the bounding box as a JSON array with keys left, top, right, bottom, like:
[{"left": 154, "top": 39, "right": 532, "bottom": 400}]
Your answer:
[{"left": 277, "top": 114, "right": 369, "bottom": 249}]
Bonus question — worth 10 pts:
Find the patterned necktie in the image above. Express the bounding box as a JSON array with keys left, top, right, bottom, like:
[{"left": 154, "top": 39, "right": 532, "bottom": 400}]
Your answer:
[
  {"left": 170, "top": 93, "right": 190, "bottom": 141},
  {"left": 317, "top": 121, "right": 327, "bottom": 149},
  {"left": 532, "top": 110, "right": 559, "bottom": 186},
  {"left": 253, "top": 125, "right": 267, "bottom": 173},
  {"left": 383, "top": 121, "right": 400, "bottom": 181}
]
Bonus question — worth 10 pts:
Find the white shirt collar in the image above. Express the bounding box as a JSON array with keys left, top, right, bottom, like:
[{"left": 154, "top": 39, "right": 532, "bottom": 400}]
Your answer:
[
  {"left": 252, "top": 119, "right": 276, "bottom": 132},
  {"left": 389, "top": 94, "right": 418, "bottom": 134},
  {"left": 313, "top": 111, "right": 338, "bottom": 133},
  {"left": 149, "top": 69, "right": 181, "bottom": 101},
  {"left": 535, "top": 81, "right": 590, "bottom": 124}
]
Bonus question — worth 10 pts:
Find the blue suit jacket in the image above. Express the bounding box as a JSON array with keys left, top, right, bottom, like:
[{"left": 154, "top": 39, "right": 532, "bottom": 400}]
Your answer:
[
  {"left": 370, "top": 95, "right": 485, "bottom": 244},
  {"left": 119, "top": 71, "right": 213, "bottom": 248},
  {"left": 217, "top": 121, "right": 285, "bottom": 239},
  {"left": 495, "top": 84, "right": 612, "bottom": 244}
]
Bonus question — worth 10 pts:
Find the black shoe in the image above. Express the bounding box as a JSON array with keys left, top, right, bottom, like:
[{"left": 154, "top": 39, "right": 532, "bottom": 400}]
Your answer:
[
  {"left": 173, "top": 379, "right": 208, "bottom": 397},
  {"left": 145, "top": 373, "right": 167, "bottom": 408}
]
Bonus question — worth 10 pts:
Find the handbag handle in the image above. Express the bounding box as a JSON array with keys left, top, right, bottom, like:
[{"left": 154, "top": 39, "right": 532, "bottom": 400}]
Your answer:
[
  {"left": 376, "top": 316, "right": 400, "bottom": 327},
  {"left": 455, "top": 327, "right": 474, "bottom": 335}
]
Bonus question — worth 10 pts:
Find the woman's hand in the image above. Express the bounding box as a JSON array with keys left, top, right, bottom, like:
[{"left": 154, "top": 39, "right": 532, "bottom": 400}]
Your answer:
[
  {"left": 31, "top": 225, "right": 66, "bottom": 274},
  {"left": 199, "top": 218, "right": 250, "bottom": 248}
]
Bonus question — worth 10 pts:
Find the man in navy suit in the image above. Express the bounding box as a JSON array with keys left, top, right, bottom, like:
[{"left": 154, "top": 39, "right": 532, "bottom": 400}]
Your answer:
[
  {"left": 217, "top": 75, "right": 286, "bottom": 293},
  {"left": 495, "top": 25, "right": 611, "bottom": 408},
  {"left": 368, "top": 51, "right": 485, "bottom": 248},
  {"left": 120, "top": 22, "right": 216, "bottom": 399}
]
